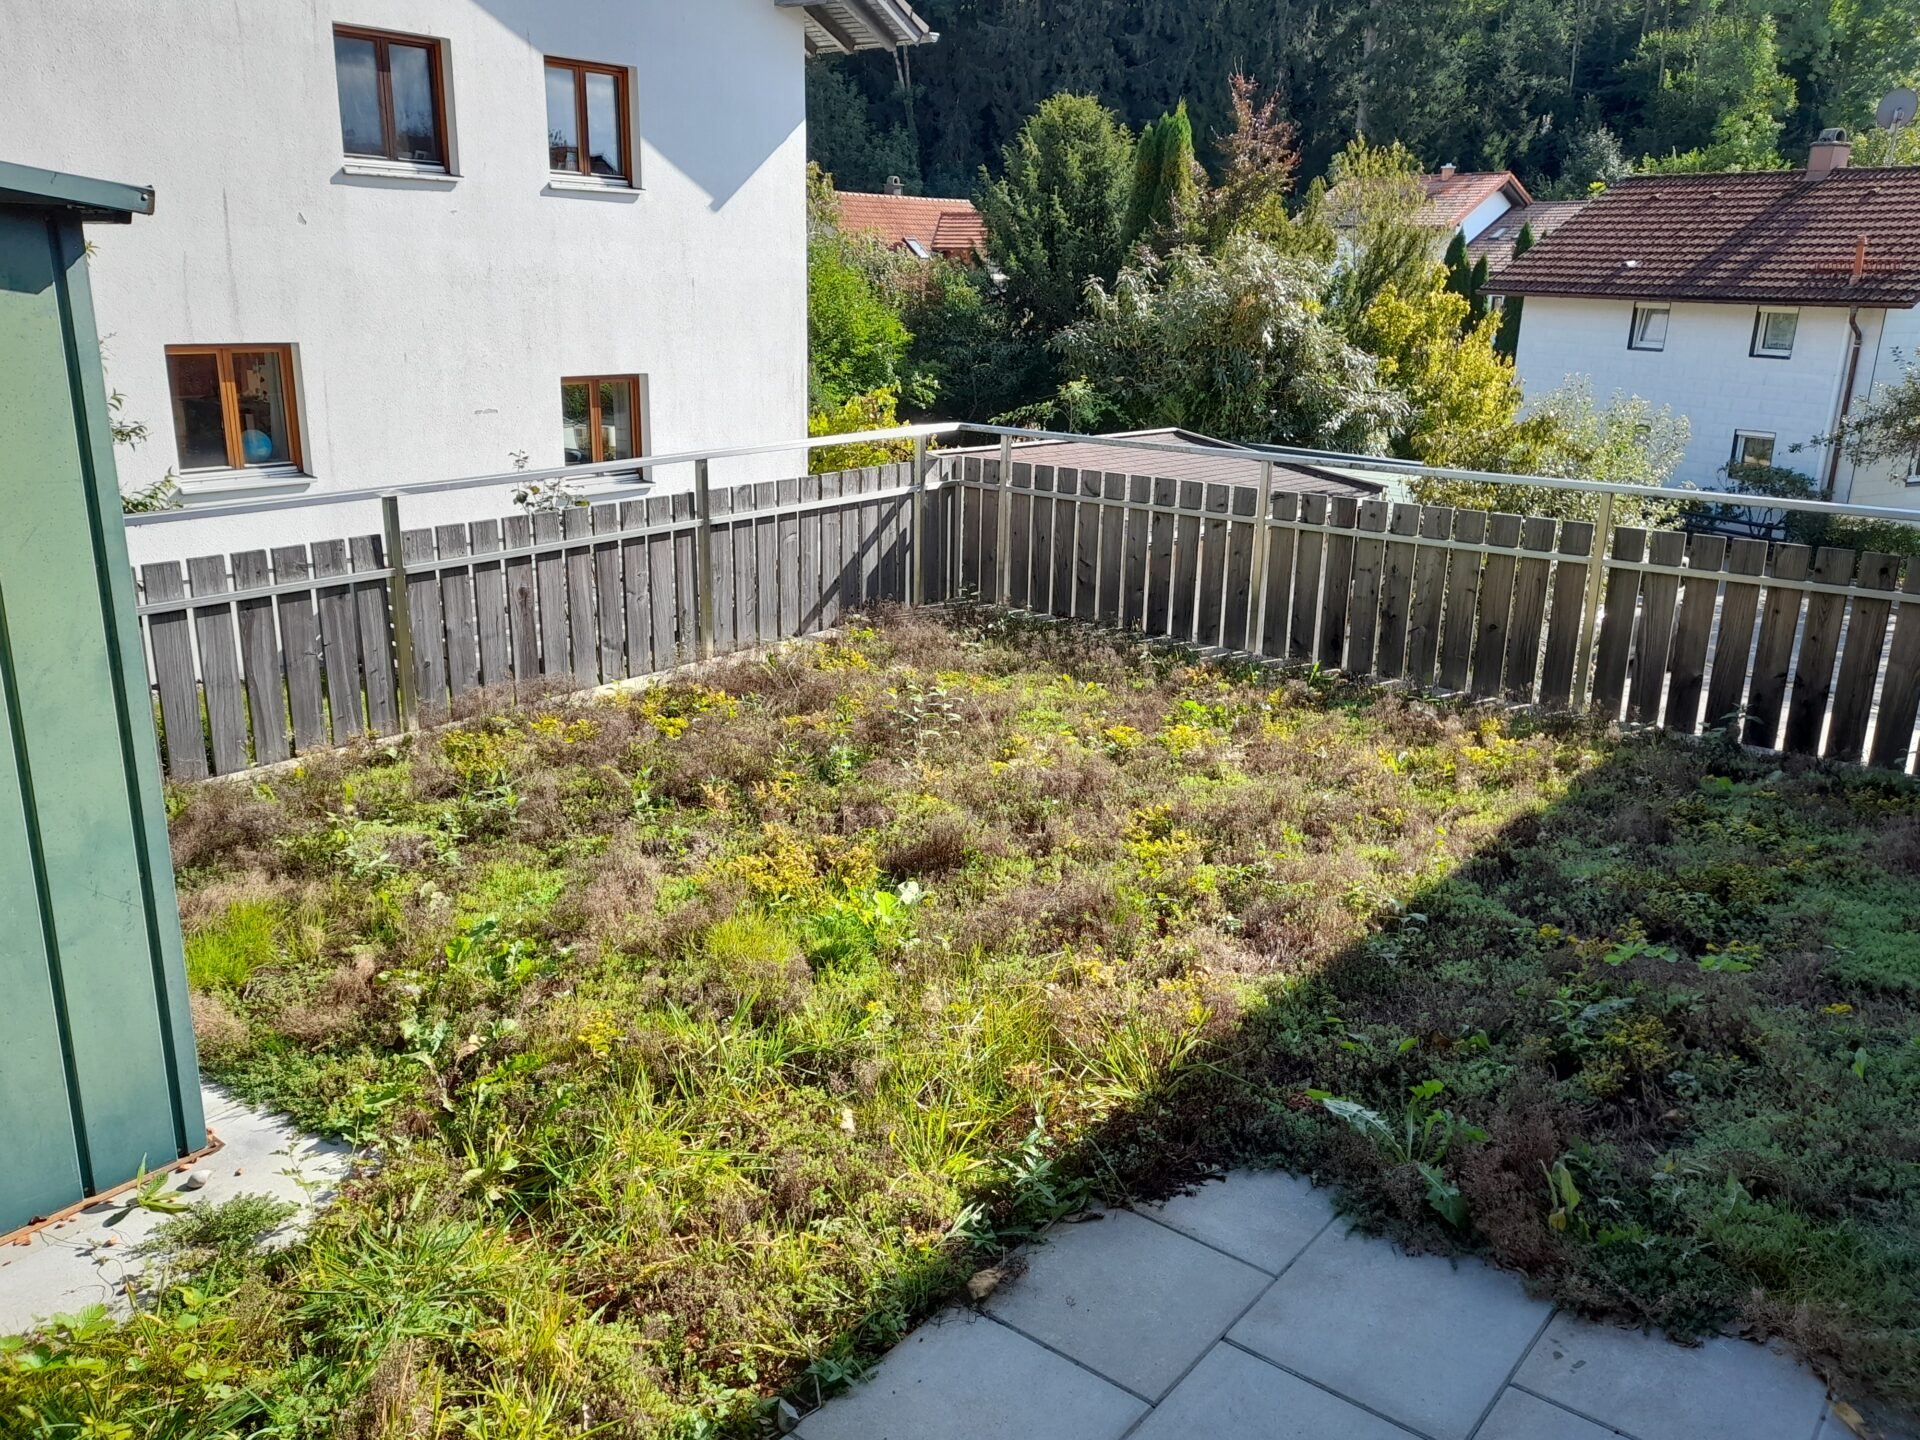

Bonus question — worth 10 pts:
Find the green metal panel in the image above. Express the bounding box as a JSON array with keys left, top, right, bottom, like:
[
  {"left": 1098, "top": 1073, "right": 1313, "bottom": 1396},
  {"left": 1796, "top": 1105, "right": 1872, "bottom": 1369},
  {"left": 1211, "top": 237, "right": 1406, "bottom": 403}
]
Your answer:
[{"left": 0, "top": 181, "right": 204, "bottom": 1235}]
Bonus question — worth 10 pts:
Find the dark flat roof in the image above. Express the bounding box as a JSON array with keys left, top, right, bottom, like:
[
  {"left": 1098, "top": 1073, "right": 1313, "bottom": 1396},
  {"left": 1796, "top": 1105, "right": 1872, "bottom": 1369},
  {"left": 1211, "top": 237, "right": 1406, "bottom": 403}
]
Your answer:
[{"left": 949, "top": 429, "right": 1386, "bottom": 499}]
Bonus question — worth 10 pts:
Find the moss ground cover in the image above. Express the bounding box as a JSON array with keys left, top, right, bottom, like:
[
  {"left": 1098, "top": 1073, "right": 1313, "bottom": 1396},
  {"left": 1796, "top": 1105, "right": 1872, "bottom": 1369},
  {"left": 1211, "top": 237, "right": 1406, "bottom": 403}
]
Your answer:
[{"left": 6, "top": 609, "right": 1918, "bottom": 1436}]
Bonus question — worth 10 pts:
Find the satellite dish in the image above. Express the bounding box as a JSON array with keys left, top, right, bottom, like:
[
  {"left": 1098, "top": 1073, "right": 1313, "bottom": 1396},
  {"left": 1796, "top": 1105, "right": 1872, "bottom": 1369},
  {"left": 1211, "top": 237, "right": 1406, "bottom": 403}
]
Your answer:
[{"left": 1876, "top": 87, "right": 1917, "bottom": 129}]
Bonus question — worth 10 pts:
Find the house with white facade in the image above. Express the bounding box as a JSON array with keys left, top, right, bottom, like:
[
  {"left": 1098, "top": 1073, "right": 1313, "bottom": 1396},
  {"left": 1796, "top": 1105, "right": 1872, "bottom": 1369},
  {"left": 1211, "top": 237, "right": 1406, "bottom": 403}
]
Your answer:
[
  {"left": 1, "top": 0, "right": 932, "bottom": 559},
  {"left": 1418, "top": 166, "right": 1534, "bottom": 244},
  {"left": 1490, "top": 134, "right": 1920, "bottom": 508}
]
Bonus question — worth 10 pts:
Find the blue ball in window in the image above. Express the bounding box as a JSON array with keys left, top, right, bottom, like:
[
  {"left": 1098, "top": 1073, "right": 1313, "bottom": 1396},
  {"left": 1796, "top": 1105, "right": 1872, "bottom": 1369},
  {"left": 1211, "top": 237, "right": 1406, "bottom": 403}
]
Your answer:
[{"left": 241, "top": 428, "right": 275, "bottom": 463}]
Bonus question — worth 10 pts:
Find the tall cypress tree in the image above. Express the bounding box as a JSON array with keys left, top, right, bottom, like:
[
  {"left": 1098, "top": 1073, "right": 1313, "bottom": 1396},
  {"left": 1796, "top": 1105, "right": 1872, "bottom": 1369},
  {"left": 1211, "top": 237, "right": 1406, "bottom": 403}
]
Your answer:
[
  {"left": 1494, "top": 221, "right": 1534, "bottom": 356},
  {"left": 1126, "top": 102, "right": 1197, "bottom": 249},
  {"left": 1442, "top": 229, "right": 1489, "bottom": 326}
]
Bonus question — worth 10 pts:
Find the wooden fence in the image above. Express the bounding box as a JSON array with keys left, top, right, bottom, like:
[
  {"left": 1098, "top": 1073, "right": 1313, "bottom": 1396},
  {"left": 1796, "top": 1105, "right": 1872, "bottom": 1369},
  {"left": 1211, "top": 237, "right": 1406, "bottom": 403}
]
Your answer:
[
  {"left": 945, "top": 457, "right": 1920, "bottom": 774},
  {"left": 136, "top": 454, "right": 1920, "bottom": 779},
  {"left": 136, "top": 464, "right": 949, "bottom": 778}
]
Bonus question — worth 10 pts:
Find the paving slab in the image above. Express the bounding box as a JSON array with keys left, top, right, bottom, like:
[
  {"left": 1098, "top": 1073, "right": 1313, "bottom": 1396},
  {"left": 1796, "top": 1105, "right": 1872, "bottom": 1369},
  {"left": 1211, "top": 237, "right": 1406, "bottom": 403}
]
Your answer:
[
  {"left": 1476, "top": 1388, "right": 1627, "bottom": 1440},
  {"left": 1228, "top": 1225, "right": 1552, "bottom": 1440},
  {"left": 1130, "top": 1343, "right": 1420, "bottom": 1440},
  {"left": 1138, "top": 1171, "right": 1335, "bottom": 1275},
  {"left": 0, "top": 1085, "right": 352, "bottom": 1335},
  {"left": 795, "top": 1311, "right": 1146, "bottom": 1440},
  {"left": 984, "top": 1208, "right": 1270, "bottom": 1401},
  {"left": 1514, "top": 1319, "right": 1829, "bottom": 1440}
]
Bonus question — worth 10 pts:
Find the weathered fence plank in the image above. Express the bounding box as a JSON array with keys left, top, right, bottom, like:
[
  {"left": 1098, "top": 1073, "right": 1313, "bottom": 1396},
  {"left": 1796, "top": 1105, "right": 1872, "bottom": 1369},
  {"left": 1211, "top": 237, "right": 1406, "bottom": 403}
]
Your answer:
[
  {"left": 1469, "top": 513, "right": 1522, "bottom": 699},
  {"left": 1664, "top": 533, "right": 1727, "bottom": 734},
  {"left": 1290, "top": 494, "right": 1327, "bottom": 663},
  {"left": 1627, "top": 529, "right": 1686, "bottom": 725},
  {"left": 1536, "top": 522, "right": 1592, "bottom": 708},
  {"left": 504, "top": 515, "right": 537, "bottom": 682},
  {"left": 778, "top": 477, "right": 802, "bottom": 637},
  {"left": 1171, "top": 479, "right": 1203, "bottom": 641},
  {"left": 271, "top": 545, "right": 328, "bottom": 751},
  {"left": 349, "top": 535, "right": 398, "bottom": 733},
  {"left": 1703, "top": 538, "right": 1768, "bottom": 735},
  {"left": 232, "top": 550, "right": 289, "bottom": 765},
  {"left": 1744, "top": 543, "right": 1812, "bottom": 749},
  {"left": 647, "top": 495, "right": 678, "bottom": 670},
  {"left": 1221, "top": 484, "right": 1257, "bottom": 651},
  {"left": 1374, "top": 504, "right": 1419, "bottom": 681},
  {"left": 1828, "top": 552, "right": 1899, "bottom": 762},
  {"left": 1406, "top": 506, "right": 1450, "bottom": 687},
  {"left": 671, "top": 493, "right": 697, "bottom": 660},
  {"left": 1783, "top": 546, "right": 1852, "bottom": 754},
  {"left": 1345, "top": 499, "right": 1389, "bottom": 677},
  {"left": 312, "top": 539, "right": 367, "bottom": 739},
  {"left": 591, "top": 505, "right": 627, "bottom": 681},
  {"left": 1871, "top": 562, "right": 1920, "bottom": 771},
  {"left": 562, "top": 507, "right": 597, "bottom": 682},
  {"left": 471, "top": 520, "right": 511, "bottom": 687},
  {"left": 1099, "top": 473, "right": 1127, "bottom": 624},
  {"left": 185, "top": 556, "right": 248, "bottom": 775},
  {"left": 437, "top": 523, "right": 481, "bottom": 699},
  {"left": 532, "top": 513, "right": 568, "bottom": 681},
  {"left": 1319, "top": 496, "right": 1358, "bottom": 669},
  {"left": 1436, "top": 509, "right": 1487, "bottom": 692},
  {"left": 1075, "top": 471, "right": 1102, "bottom": 621},
  {"left": 1196, "top": 483, "right": 1231, "bottom": 647},
  {"left": 1258, "top": 494, "right": 1296, "bottom": 659},
  {"left": 1145, "top": 476, "right": 1176, "bottom": 636},
  {"left": 1502, "top": 517, "right": 1556, "bottom": 700},
  {"left": 1590, "top": 526, "right": 1645, "bottom": 719},
  {"left": 403, "top": 528, "right": 448, "bottom": 709}
]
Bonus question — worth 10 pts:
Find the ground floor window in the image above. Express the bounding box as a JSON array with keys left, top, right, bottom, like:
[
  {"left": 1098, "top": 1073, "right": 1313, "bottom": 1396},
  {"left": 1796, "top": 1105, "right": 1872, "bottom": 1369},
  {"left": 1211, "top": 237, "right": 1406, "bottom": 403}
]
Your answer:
[
  {"left": 164, "top": 345, "right": 302, "bottom": 472},
  {"left": 561, "top": 375, "right": 640, "bottom": 464},
  {"left": 1730, "top": 429, "right": 1776, "bottom": 468}
]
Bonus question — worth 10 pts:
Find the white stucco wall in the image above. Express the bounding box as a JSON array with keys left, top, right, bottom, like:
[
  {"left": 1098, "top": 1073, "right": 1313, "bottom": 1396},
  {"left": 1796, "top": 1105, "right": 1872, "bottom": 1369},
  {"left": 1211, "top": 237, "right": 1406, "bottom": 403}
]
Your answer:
[
  {"left": 1511, "top": 295, "right": 1878, "bottom": 493},
  {"left": 2, "top": 0, "right": 810, "bottom": 561},
  {"left": 1457, "top": 191, "right": 1516, "bottom": 245},
  {"left": 1838, "top": 302, "right": 1920, "bottom": 509}
]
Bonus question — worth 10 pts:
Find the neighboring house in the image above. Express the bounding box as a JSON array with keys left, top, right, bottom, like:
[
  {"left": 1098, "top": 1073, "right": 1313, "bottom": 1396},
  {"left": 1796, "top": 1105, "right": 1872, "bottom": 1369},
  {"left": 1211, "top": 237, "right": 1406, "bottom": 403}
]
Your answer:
[
  {"left": 1465, "top": 199, "right": 1588, "bottom": 279},
  {"left": 836, "top": 179, "right": 987, "bottom": 262},
  {"left": 0, "top": 0, "right": 932, "bottom": 559},
  {"left": 1420, "top": 166, "right": 1534, "bottom": 245},
  {"left": 1490, "top": 134, "right": 1920, "bottom": 507}
]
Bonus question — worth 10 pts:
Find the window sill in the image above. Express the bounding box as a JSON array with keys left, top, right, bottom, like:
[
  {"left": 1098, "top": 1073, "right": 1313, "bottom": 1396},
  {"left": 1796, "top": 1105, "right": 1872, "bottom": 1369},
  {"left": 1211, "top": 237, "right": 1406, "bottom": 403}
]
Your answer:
[
  {"left": 174, "top": 467, "right": 313, "bottom": 504},
  {"left": 545, "top": 174, "right": 639, "bottom": 197},
  {"left": 339, "top": 160, "right": 459, "bottom": 185}
]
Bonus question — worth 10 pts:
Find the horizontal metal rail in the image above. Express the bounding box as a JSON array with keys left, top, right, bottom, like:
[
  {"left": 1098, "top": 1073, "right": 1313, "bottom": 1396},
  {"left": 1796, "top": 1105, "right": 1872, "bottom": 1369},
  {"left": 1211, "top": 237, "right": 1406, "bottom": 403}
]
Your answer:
[
  {"left": 133, "top": 478, "right": 930, "bottom": 615},
  {"left": 126, "top": 418, "right": 1920, "bottom": 530}
]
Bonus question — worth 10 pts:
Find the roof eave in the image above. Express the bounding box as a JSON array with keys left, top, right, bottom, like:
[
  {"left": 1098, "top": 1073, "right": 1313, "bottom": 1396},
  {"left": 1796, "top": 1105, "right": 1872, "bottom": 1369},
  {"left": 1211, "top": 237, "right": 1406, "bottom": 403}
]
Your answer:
[
  {"left": 1488, "top": 279, "right": 1920, "bottom": 309},
  {"left": 779, "top": 0, "right": 936, "bottom": 54}
]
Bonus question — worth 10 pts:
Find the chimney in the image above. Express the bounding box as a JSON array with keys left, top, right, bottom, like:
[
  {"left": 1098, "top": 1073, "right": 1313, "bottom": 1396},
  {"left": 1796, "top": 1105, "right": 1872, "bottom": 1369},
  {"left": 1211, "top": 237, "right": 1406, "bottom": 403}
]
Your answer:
[
  {"left": 1439, "top": 162, "right": 1457, "bottom": 180},
  {"left": 883, "top": 175, "right": 905, "bottom": 196},
  {"left": 1807, "top": 128, "right": 1852, "bottom": 179}
]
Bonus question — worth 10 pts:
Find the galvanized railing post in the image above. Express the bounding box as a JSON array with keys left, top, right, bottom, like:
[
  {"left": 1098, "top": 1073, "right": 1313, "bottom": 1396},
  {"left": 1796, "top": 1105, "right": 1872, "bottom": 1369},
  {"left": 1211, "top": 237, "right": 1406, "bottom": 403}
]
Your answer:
[
  {"left": 693, "top": 457, "right": 716, "bottom": 662},
  {"left": 909, "top": 434, "right": 928, "bottom": 605},
  {"left": 1571, "top": 488, "right": 1616, "bottom": 711},
  {"left": 994, "top": 433, "right": 1014, "bottom": 605},
  {"left": 1247, "top": 460, "right": 1276, "bottom": 656},
  {"left": 381, "top": 492, "right": 418, "bottom": 730}
]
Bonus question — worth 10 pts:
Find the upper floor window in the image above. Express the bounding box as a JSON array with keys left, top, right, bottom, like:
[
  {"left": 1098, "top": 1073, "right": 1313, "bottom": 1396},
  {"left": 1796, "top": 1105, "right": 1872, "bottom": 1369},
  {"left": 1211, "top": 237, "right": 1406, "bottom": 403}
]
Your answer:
[
  {"left": 334, "top": 26, "right": 448, "bottom": 167},
  {"left": 562, "top": 376, "right": 641, "bottom": 464},
  {"left": 1752, "top": 308, "right": 1798, "bottom": 359},
  {"left": 165, "top": 346, "right": 303, "bottom": 473},
  {"left": 1731, "top": 430, "right": 1776, "bottom": 469},
  {"left": 545, "top": 58, "right": 630, "bottom": 180},
  {"left": 1628, "top": 303, "right": 1669, "bottom": 351}
]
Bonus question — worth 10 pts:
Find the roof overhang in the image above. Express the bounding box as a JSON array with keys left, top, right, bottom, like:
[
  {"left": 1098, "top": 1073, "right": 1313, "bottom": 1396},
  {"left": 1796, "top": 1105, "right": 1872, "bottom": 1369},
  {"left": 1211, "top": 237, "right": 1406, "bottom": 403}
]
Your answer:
[
  {"left": 776, "top": 0, "right": 936, "bottom": 55},
  {"left": 0, "top": 161, "right": 153, "bottom": 223}
]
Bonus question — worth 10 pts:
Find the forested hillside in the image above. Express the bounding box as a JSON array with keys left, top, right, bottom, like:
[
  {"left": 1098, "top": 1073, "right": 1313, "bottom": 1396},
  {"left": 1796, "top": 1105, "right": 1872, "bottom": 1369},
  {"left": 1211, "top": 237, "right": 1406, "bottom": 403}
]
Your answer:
[{"left": 809, "top": 0, "right": 1920, "bottom": 195}]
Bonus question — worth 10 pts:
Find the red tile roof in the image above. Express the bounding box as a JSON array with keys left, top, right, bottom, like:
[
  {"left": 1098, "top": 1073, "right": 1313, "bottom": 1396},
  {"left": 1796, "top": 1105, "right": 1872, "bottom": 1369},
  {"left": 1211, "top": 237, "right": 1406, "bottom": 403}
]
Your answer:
[
  {"left": 836, "top": 190, "right": 986, "bottom": 260},
  {"left": 1420, "top": 171, "right": 1532, "bottom": 229},
  {"left": 1464, "top": 199, "right": 1589, "bottom": 273},
  {"left": 1489, "top": 167, "right": 1920, "bottom": 307}
]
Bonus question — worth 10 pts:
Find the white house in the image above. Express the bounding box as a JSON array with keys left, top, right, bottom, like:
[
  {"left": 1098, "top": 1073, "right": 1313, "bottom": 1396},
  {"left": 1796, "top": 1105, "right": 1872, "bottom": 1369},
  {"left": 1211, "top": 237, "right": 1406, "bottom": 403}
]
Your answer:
[
  {"left": 1419, "top": 167, "right": 1534, "bottom": 245},
  {"left": 1491, "top": 134, "right": 1920, "bottom": 508},
  {"left": 0, "top": 0, "right": 932, "bottom": 560}
]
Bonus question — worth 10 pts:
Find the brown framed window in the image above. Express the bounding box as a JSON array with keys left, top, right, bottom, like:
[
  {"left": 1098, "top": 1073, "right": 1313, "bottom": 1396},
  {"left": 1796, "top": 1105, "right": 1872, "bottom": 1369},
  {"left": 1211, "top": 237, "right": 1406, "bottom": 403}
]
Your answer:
[
  {"left": 334, "top": 26, "right": 448, "bottom": 166},
  {"left": 545, "top": 58, "right": 630, "bottom": 179},
  {"left": 165, "top": 346, "right": 303, "bottom": 472},
  {"left": 561, "top": 376, "right": 640, "bottom": 464}
]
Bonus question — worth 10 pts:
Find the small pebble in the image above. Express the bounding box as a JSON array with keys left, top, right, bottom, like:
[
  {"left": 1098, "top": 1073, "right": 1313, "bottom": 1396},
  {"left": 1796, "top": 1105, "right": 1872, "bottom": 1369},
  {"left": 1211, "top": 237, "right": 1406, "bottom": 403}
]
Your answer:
[
  {"left": 181, "top": 1170, "right": 211, "bottom": 1191},
  {"left": 966, "top": 1266, "right": 1004, "bottom": 1302}
]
